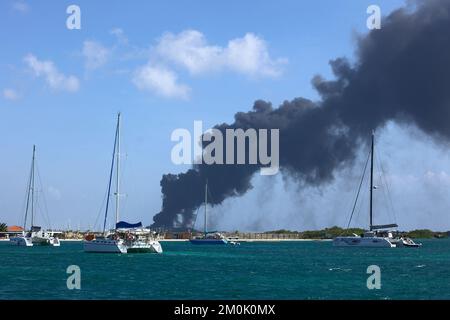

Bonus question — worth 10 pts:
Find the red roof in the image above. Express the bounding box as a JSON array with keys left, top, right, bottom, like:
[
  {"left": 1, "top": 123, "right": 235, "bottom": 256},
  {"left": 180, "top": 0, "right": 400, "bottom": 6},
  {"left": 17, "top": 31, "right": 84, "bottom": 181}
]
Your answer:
[{"left": 7, "top": 225, "right": 23, "bottom": 232}]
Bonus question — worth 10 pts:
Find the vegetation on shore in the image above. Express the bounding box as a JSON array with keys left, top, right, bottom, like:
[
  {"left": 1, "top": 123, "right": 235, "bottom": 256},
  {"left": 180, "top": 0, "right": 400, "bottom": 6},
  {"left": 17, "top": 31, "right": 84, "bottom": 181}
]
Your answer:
[
  {"left": 0, "top": 223, "right": 7, "bottom": 232},
  {"left": 264, "top": 227, "right": 449, "bottom": 239},
  {"left": 403, "top": 229, "right": 448, "bottom": 239}
]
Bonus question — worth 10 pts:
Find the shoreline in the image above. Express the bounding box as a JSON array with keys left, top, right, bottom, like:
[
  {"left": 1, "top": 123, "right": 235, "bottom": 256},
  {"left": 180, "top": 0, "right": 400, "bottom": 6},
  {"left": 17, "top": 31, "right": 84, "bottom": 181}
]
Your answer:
[
  {"left": 0, "top": 238, "right": 332, "bottom": 243},
  {"left": 160, "top": 238, "right": 332, "bottom": 242}
]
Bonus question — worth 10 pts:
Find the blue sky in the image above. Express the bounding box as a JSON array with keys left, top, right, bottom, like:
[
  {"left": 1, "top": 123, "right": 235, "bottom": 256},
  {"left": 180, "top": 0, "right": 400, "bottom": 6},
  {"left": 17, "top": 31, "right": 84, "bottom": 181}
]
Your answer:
[{"left": 3, "top": 0, "right": 449, "bottom": 232}]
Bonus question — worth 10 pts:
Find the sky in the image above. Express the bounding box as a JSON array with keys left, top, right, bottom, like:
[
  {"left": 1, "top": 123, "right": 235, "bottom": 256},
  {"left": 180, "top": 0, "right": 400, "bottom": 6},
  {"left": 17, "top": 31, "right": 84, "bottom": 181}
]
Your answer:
[{"left": 1, "top": 0, "right": 449, "bottom": 232}]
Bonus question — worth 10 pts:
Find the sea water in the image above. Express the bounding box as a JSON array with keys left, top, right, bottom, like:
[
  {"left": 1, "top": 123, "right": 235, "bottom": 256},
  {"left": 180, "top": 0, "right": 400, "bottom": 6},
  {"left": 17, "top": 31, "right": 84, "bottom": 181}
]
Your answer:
[{"left": 0, "top": 239, "right": 449, "bottom": 299}]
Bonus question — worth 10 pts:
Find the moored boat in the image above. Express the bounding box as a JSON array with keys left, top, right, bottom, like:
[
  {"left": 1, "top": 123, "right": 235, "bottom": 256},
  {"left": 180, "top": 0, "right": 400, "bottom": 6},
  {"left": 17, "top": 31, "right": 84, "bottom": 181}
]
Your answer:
[
  {"left": 10, "top": 145, "right": 59, "bottom": 247},
  {"left": 333, "top": 132, "right": 421, "bottom": 248},
  {"left": 189, "top": 181, "right": 229, "bottom": 245},
  {"left": 83, "top": 113, "right": 163, "bottom": 254}
]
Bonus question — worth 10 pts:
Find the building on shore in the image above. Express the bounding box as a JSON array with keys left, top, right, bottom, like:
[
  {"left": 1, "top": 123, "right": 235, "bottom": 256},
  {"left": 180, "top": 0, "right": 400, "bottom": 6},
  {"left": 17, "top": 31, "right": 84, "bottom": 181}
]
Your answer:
[{"left": 0, "top": 226, "right": 24, "bottom": 239}]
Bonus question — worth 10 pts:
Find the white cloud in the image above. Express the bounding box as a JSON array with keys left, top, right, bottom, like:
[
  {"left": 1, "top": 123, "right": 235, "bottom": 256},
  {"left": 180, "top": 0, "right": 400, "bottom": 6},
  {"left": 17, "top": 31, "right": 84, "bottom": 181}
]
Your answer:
[
  {"left": 12, "top": 1, "right": 30, "bottom": 13},
  {"left": 226, "top": 33, "right": 287, "bottom": 77},
  {"left": 82, "top": 40, "right": 110, "bottom": 70},
  {"left": 155, "top": 30, "right": 286, "bottom": 77},
  {"left": 133, "top": 64, "right": 190, "bottom": 100},
  {"left": 110, "top": 28, "right": 128, "bottom": 45},
  {"left": 3, "top": 88, "right": 20, "bottom": 101},
  {"left": 24, "top": 54, "right": 79, "bottom": 92}
]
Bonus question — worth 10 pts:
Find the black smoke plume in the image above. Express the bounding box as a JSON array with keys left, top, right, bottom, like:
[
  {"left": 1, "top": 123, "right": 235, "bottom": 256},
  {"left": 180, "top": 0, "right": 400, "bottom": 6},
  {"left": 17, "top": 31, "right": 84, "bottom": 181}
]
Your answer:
[{"left": 152, "top": 0, "right": 450, "bottom": 228}]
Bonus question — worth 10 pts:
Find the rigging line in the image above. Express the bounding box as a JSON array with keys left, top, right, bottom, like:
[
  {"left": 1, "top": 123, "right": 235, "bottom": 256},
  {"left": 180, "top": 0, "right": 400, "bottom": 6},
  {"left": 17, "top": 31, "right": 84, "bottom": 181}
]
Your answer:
[
  {"left": 352, "top": 166, "right": 368, "bottom": 229},
  {"left": 103, "top": 119, "right": 119, "bottom": 234},
  {"left": 346, "top": 150, "right": 371, "bottom": 229},
  {"left": 191, "top": 206, "right": 201, "bottom": 231},
  {"left": 119, "top": 151, "right": 129, "bottom": 218},
  {"left": 378, "top": 163, "right": 391, "bottom": 223},
  {"left": 377, "top": 151, "right": 398, "bottom": 223},
  {"left": 93, "top": 181, "right": 110, "bottom": 232},
  {"left": 207, "top": 185, "right": 215, "bottom": 204},
  {"left": 35, "top": 162, "right": 52, "bottom": 230},
  {"left": 354, "top": 174, "right": 369, "bottom": 228},
  {"left": 22, "top": 160, "right": 34, "bottom": 230}
]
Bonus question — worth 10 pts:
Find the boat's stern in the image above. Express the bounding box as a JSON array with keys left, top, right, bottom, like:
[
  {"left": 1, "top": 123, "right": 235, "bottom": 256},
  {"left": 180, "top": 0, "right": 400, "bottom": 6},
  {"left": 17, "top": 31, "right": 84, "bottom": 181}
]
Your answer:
[{"left": 10, "top": 236, "right": 33, "bottom": 247}]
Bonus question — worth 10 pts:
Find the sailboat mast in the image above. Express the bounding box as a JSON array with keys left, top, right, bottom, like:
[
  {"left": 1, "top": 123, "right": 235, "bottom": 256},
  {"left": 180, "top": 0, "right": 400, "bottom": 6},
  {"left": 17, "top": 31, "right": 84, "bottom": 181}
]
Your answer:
[
  {"left": 115, "top": 113, "right": 121, "bottom": 225},
  {"left": 204, "top": 180, "right": 208, "bottom": 235},
  {"left": 30, "top": 145, "right": 36, "bottom": 228},
  {"left": 102, "top": 115, "right": 119, "bottom": 234},
  {"left": 369, "top": 132, "right": 374, "bottom": 231},
  {"left": 23, "top": 145, "right": 35, "bottom": 230}
]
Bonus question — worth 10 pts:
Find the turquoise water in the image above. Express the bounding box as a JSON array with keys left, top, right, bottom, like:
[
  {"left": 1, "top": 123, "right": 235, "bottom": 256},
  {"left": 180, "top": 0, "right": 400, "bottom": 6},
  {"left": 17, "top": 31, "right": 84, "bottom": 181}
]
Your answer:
[{"left": 0, "top": 239, "right": 449, "bottom": 300}]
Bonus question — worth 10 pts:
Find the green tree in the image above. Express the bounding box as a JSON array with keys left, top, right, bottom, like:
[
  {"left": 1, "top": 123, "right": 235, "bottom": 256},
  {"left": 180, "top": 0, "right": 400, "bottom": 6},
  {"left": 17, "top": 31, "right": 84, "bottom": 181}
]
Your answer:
[
  {"left": 0, "top": 223, "right": 7, "bottom": 232},
  {"left": 405, "top": 229, "right": 435, "bottom": 239}
]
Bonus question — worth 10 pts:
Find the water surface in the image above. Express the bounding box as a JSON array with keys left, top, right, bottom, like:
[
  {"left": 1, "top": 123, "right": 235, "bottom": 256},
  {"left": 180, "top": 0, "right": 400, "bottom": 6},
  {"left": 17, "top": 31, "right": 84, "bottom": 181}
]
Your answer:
[{"left": 0, "top": 239, "right": 448, "bottom": 299}]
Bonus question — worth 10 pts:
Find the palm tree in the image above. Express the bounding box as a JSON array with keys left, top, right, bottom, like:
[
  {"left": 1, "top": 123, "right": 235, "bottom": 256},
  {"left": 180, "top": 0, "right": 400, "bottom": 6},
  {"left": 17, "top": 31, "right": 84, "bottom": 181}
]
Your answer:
[{"left": 0, "top": 223, "right": 7, "bottom": 232}]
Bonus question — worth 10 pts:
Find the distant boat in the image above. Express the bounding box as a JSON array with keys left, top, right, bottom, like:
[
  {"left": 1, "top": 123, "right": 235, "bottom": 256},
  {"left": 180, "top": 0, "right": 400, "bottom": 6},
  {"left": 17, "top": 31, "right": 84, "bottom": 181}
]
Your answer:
[
  {"left": 333, "top": 132, "right": 421, "bottom": 248},
  {"left": 83, "top": 113, "right": 162, "bottom": 254},
  {"left": 10, "top": 145, "right": 60, "bottom": 247},
  {"left": 190, "top": 181, "right": 228, "bottom": 245}
]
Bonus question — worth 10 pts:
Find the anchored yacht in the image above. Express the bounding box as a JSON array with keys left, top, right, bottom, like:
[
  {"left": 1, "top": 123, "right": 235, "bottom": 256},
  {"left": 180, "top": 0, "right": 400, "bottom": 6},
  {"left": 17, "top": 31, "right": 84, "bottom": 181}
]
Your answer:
[
  {"left": 83, "top": 113, "right": 163, "bottom": 254},
  {"left": 333, "top": 132, "right": 421, "bottom": 248},
  {"left": 190, "top": 181, "right": 228, "bottom": 245},
  {"left": 10, "top": 145, "right": 60, "bottom": 247}
]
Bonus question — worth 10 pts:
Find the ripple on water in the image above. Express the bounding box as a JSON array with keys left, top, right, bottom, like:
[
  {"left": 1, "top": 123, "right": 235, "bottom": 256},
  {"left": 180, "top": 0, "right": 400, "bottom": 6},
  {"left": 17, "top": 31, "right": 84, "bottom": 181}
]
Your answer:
[{"left": 0, "top": 239, "right": 449, "bottom": 299}]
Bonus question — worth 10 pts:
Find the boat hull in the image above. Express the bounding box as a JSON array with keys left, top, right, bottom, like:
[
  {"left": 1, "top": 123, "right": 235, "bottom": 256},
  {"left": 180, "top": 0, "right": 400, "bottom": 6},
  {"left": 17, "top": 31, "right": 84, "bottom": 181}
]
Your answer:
[
  {"left": 83, "top": 239, "right": 127, "bottom": 253},
  {"left": 32, "top": 236, "right": 60, "bottom": 246},
  {"left": 190, "top": 238, "right": 228, "bottom": 245},
  {"left": 392, "top": 238, "right": 422, "bottom": 247},
  {"left": 9, "top": 236, "right": 33, "bottom": 246},
  {"left": 333, "top": 236, "right": 395, "bottom": 247},
  {"left": 127, "top": 240, "right": 163, "bottom": 253}
]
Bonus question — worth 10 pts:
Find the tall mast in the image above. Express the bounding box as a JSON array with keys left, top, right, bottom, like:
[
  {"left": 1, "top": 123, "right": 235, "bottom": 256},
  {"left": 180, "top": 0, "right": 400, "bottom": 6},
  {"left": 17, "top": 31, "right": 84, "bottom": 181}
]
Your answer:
[
  {"left": 369, "top": 132, "right": 374, "bottom": 231},
  {"left": 115, "top": 113, "right": 121, "bottom": 225},
  {"left": 204, "top": 180, "right": 208, "bottom": 235},
  {"left": 31, "top": 145, "right": 36, "bottom": 227},
  {"left": 102, "top": 114, "right": 119, "bottom": 234},
  {"left": 23, "top": 145, "right": 35, "bottom": 230}
]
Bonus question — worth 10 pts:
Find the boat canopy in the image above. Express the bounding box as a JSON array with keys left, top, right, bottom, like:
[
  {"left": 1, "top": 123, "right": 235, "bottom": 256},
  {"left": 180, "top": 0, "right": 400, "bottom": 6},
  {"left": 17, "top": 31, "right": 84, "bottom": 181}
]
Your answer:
[
  {"left": 371, "top": 223, "right": 398, "bottom": 230},
  {"left": 116, "top": 221, "right": 142, "bottom": 229}
]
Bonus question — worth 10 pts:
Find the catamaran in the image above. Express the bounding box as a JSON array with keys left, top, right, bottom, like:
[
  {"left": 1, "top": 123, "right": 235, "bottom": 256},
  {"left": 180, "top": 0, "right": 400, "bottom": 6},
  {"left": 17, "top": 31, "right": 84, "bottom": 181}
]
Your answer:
[
  {"left": 190, "top": 181, "right": 228, "bottom": 245},
  {"left": 83, "top": 113, "right": 162, "bottom": 254},
  {"left": 333, "top": 132, "right": 421, "bottom": 248},
  {"left": 10, "top": 145, "right": 60, "bottom": 247}
]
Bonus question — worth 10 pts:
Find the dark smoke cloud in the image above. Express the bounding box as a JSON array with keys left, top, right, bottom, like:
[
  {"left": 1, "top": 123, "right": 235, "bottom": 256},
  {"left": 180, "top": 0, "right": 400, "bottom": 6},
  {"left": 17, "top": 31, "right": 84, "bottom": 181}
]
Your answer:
[{"left": 152, "top": 0, "right": 450, "bottom": 228}]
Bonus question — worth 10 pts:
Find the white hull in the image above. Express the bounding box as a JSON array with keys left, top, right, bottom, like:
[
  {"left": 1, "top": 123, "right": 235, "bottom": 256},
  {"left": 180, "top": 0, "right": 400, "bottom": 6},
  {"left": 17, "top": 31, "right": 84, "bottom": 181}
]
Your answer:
[
  {"left": 391, "top": 237, "right": 422, "bottom": 247},
  {"left": 10, "top": 236, "right": 33, "bottom": 246},
  {"left": 126, "top": 240, "right": 163, "bottom": 253},
  {"left": 333, "top": 236, "right": 395, "bottom": 247},
  {"left": 32, "top": 236, "right": 60, "bottom": 246},
  {"left": 83, "top": 239, "right": 127, "bottom": 253}
]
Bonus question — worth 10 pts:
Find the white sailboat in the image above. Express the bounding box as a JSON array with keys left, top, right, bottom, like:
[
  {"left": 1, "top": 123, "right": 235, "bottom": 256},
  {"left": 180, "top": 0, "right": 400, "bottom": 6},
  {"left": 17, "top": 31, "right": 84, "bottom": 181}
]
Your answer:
[
  {"left": 116, "top": 222, "right": 163, "bottom": 253},
  {"left": 190, "top": 181, "right": 228, "bottom": 245},
  {"left": 10, "top": 145, "right": 60, "bottom": 247},
  {"left": 83, "top": 113, "right": 162, "bottom": 254},
  {"left": 333, "top": 132, "right": 420, "bottom": 248}
]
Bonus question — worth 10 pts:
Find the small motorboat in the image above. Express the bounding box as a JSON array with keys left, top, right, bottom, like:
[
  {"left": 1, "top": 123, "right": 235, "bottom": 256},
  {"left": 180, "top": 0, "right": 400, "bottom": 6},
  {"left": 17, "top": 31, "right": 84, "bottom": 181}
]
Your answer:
[{"left": 399, "top": 237, "right": 422, "bottom": 247}]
